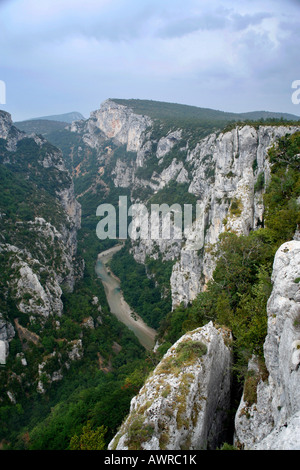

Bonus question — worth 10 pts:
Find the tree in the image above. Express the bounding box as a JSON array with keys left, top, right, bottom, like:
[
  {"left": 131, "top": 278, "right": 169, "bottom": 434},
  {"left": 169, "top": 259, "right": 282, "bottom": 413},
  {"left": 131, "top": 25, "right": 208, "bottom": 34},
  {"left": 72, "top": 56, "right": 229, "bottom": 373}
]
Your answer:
[
  {"left": 212, "top": 231, "right": 272, "bottom": 308},
  {"left": 70, "top": 421, "right": 107, "bottom": 450}
]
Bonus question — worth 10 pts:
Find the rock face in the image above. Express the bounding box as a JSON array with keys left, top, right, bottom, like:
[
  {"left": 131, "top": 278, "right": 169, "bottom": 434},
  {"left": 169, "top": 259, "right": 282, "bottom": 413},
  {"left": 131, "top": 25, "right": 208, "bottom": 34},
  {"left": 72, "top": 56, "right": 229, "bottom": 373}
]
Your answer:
[
  {"left": 91, "top": 99, "right": 152, "bottom": 153},
  {"left": 0, "top": 111, "right": 14, "bottom": 139},
  {"left": 70, "top": 99, "right": 152, "bottom": 154},
  {"left": 108, "top": 322, "right": 232, "bottom": 450},
  {"left": 234, "top": 240, "right": 300, "bottom": 450},
  {"left": 0, "top": 112, "right": 82, "bottom": 364},
  {"left": 67, "top": 102, "right": 300, "bottom": 450},
  {"left": 110, "top": 240, "right": 300, "bottom": 451},
  {"left": 0, "top": 313, "right": 15, "bottom": 364},
  {"left": 0, "top": 110, "right": 26, "bottom": 151}
]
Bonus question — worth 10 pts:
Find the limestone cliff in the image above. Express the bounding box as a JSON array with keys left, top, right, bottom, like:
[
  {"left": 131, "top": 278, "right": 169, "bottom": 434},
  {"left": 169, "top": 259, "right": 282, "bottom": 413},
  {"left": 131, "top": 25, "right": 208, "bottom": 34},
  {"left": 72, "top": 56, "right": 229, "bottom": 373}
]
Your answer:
[
  {"left": 69, "top": 99, "right": 152, "bottom": 155},
  {"left": 108, "top": 322, "right": 232, "bottom": 450},
  {"left": 234, "top": 240, "right": 300, "bottom": 450}
]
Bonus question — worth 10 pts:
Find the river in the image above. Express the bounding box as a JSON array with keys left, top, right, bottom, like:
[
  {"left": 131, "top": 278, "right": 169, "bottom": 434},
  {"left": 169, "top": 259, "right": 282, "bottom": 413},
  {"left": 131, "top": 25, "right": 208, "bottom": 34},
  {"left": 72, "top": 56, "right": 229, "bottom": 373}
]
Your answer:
[{"left": 95, "top": 244, "right": 157, "bottom": 350}]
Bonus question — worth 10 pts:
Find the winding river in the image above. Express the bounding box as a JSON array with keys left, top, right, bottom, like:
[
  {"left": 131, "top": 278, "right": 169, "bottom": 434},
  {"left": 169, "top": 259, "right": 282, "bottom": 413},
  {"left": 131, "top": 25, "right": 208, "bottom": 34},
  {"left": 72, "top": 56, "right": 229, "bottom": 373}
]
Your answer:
[{"left": 95, "top": 244, "right": 157, "bottom": 350}]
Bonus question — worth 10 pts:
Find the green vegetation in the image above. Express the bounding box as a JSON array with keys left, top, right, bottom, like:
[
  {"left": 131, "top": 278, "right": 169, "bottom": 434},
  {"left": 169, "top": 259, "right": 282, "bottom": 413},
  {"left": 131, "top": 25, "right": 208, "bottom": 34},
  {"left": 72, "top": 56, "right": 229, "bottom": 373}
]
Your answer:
[
  {"left": 0, "top": 138, "right": 69, "bottom": 228},
  {"left": 14, "top": 119, "right": 68, "bottom": 137},
  {"left": 0, "top": 136, "right": 74, "bottom": 329},
  {"left": 0, "top": 130, "right": 158, "bottom": 450},
  {"left": 0, "top": 237, "right": 154, "bottom": 450},
  {"left": 174, "top": 340, "right": 207, "bottom": 366},
  {"left": 148, "top": 181, "right": 198, "bottom": 208},
  {"left": 254, "top": 171, "right": 265, "bottom": 192},
  {"left": 45, "top": 128, "right": 91, "bottom": 172},
  {"left": 112, "top": 98, "right": 299, "bottom": 128},
  {"left": 110, "top": 243, "right": 172, "bottom": 329},
  {"left": 222, "top": 118, "right": 300, "bottom": 134},
  {"left": 229, "top": 197, "right": 243, "bottom": 217},
  {"left": 124, "top": 414, "right": 155, "bottom": 450},
  {"left": 263, "top": 132, "right": 300, "bottom": 246},
  {"left": 70, "top": 421, "right": 107, "bottom": 450},
  {"left": 159, "top": 230, "right": 273, "bottom": 381}
]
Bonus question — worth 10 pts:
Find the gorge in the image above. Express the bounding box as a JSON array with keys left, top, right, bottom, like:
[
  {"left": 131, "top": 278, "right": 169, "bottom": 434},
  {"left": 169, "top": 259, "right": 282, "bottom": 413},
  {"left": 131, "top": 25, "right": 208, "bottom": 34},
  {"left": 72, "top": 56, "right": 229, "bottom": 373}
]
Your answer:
[{"left": 0, "top": 98, "right": 299, "bottom": 450}]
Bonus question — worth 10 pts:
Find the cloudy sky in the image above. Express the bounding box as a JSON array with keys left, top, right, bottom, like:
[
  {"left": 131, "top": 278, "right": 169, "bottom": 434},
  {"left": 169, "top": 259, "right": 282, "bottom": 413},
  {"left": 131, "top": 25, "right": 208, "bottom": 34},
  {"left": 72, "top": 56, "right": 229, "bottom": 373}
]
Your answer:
[{"left": 0, "top": 0, "right": 299, "bottom": 121}]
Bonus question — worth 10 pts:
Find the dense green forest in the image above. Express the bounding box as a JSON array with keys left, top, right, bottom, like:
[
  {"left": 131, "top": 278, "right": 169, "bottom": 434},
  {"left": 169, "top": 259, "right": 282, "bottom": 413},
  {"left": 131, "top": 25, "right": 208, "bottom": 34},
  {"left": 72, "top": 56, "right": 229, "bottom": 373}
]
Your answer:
[
  {"left": 110, "top": 243, "right": 173, "bottom": 329},
  {"left": 0, "top": 137, "right": 70, "bottom": 228}
]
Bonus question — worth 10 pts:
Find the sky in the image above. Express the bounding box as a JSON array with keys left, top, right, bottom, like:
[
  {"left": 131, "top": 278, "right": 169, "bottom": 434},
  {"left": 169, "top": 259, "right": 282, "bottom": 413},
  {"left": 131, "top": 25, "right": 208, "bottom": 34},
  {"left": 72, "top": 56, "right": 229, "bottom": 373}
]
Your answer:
[{"left": 0, "top": 0, "right": 300, "bottom": 121}]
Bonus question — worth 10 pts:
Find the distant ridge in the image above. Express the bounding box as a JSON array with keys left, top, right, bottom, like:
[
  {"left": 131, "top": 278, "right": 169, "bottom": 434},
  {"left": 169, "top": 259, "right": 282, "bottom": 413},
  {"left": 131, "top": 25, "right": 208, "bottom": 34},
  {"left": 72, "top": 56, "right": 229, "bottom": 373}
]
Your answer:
[
  {"left": 13, "top": 99, "right": 300, "bottom": 140},
  {"left": 111, "top": 98, "right": 300, "bottom": 123},
  {"left": 14, "top": 112, "right": 86, "bottom": 137},
  {"left": 14, "top": 119, "right": 69, "bottom": 136},
  {"left": 29, "top": 111, "right": 86, "bottom": 123}
]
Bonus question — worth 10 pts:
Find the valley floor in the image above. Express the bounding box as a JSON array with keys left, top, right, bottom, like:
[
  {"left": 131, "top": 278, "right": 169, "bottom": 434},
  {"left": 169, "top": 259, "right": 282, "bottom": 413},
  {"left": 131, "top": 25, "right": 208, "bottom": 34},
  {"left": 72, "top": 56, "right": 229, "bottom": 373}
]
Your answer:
[{"left": 96, "top": 244, "right": 156, "bottom": 350}]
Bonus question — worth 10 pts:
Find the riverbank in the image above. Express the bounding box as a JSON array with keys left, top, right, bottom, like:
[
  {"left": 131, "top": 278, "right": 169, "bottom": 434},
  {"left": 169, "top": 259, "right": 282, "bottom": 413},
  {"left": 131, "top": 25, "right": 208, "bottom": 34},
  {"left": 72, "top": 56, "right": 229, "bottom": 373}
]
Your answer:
[{"left": 95, "top": 244, "right": 157, "bottom": 350}]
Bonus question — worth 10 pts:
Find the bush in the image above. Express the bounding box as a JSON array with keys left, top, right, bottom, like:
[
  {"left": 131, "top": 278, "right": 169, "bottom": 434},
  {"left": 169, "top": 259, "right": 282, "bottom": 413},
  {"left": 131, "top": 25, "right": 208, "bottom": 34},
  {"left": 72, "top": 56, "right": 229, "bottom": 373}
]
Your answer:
[
  {"left": 125, "top": 415, "right": 155, "bottom": 450},
  {"left": 175, "top": 340, "right": 207, "bottom": 364},
  {"left": 70, "top": 421, "right": 107, "bottom": 450},
  {"left": 254, "top": 172, "right": 265, "bottom": 192}
]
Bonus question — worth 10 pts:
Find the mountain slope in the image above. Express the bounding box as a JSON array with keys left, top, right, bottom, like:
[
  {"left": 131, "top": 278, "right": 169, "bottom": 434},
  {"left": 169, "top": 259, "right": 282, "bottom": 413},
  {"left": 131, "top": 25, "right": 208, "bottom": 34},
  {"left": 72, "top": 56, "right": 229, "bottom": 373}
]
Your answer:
[
  {"left": 112, "top": 98, "right": 300, "bottom": 124},
  {"left": 0, "top": 109, "right": 81, "bottom": 348},
  {"left": 30, "top": 111, "right": 85, "bottom": 123},
  {"left": 0, "top": 108, "right": 152, "bottom": 450},
  {"left": 14, "top": 119, "right": 68, "bottom": 137},
  {"left": 14, "top": 112, "right": 85, "bottom": 138}
]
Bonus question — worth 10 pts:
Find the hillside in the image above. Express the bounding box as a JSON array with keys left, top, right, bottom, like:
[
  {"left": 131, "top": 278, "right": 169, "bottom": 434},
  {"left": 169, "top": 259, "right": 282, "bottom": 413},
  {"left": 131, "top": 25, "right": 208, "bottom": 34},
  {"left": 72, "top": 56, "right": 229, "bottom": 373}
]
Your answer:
[
  {"left": 13, "top": 119, "right": 69, "bottom": 137},
  {"left": 29, "top": 111, "right": 85, "bottom": 123},
  {"left": 112, "top": 98, "right": 300, "bottom": 125},
  {"left": 14, "top": 112, "right": 85, "bottom": 138},
  {"left": 0, "top": 110, "right": 82, "bottom": 389}
]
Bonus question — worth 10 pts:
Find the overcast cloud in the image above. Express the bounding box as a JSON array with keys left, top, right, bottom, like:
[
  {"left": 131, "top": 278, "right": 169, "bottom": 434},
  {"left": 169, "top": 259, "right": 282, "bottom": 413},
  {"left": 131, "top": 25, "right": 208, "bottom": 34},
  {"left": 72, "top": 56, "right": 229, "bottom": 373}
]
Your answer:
[{"left": 0, "top": 0, "right": 299, "bottom": 121}]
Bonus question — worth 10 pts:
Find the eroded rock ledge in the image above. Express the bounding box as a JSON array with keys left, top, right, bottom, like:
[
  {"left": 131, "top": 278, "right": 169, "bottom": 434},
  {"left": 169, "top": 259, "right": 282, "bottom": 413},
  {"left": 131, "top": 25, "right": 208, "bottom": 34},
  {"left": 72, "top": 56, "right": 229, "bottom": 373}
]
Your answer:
[{"left": 109, "top": 322, "right": 232, "bottom": 450}]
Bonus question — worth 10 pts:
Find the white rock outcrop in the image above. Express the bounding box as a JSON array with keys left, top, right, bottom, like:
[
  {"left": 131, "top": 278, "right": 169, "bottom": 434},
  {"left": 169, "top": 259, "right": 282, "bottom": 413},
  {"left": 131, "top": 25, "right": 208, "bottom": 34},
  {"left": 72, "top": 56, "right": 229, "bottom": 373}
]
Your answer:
[
  {"left": 70, "top": 99, "right": 152, "bottom": 154},
  {"left": 0, "top": 111, "right": 14, "bottom": 139},
  {"left": 234, "top": 240, "right": 300, "bottom": 450},
  {"left": 92, "top": 99, "right": 152, "bottom": 152},
  {"left": 0, "top": 313, "right": 15, "bottom": 364},
  {"left": 156, "top": 130, "right": 182, "bottom": 159},
  {"left": 109, "top": 322, "right": 232, "bottom": 450}
]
